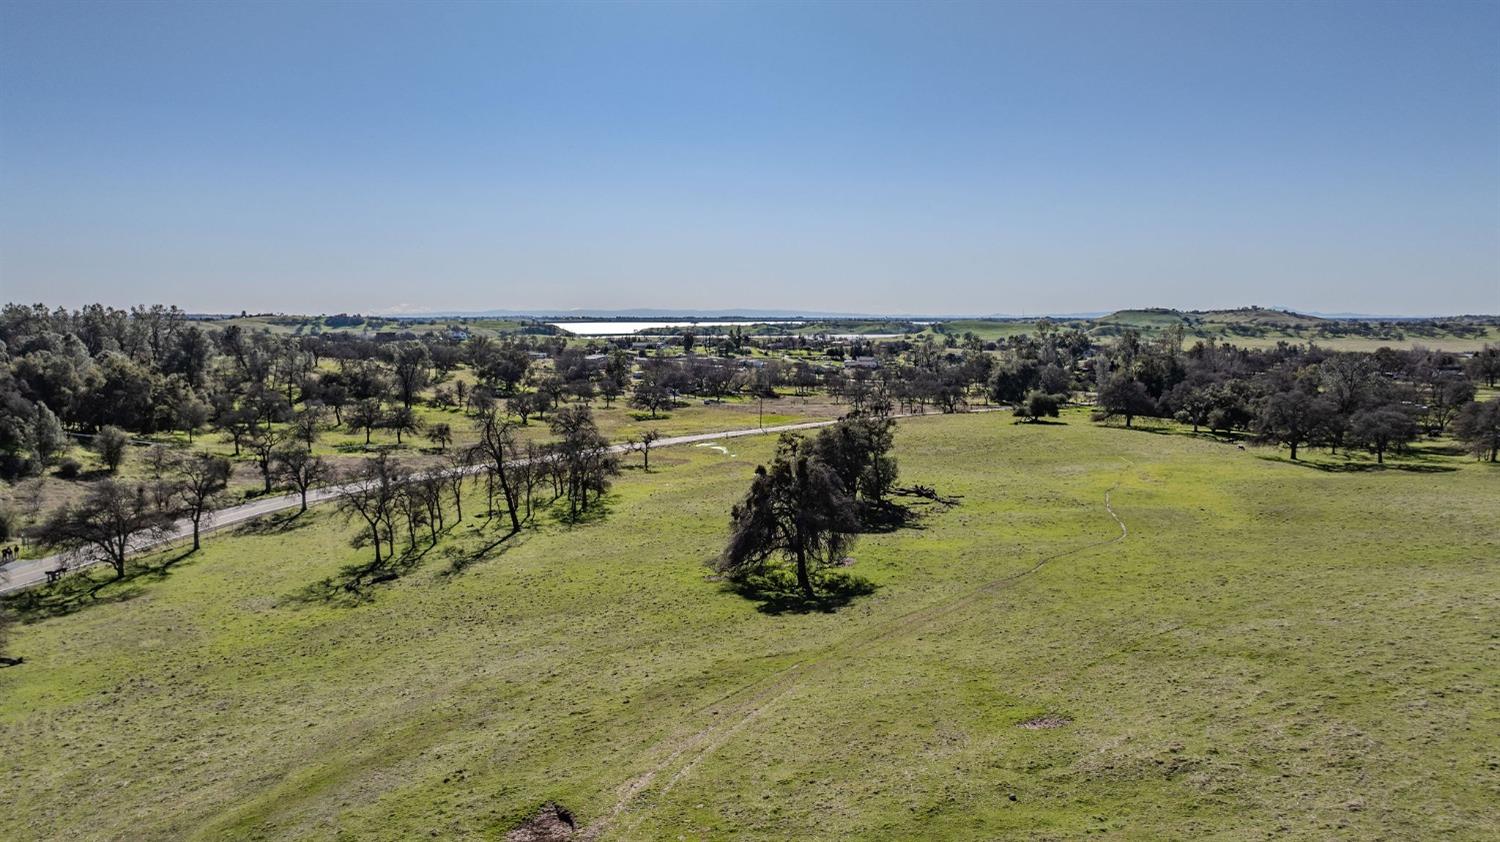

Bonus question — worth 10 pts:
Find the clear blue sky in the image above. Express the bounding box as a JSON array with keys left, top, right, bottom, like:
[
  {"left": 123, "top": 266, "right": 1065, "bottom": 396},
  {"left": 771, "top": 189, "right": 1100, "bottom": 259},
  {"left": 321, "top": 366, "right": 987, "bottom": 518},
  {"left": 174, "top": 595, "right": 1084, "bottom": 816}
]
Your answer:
[{"left": 2, "top": 0, "right": 1496, "bottom": 316}]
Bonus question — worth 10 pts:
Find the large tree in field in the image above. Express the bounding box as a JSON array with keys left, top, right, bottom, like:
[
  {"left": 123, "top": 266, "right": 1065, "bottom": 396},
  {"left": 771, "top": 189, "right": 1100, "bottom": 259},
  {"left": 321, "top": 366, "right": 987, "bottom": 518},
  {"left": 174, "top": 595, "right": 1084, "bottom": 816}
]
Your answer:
[
  {"left": 1348, "top": 405, "right": 1419, "bottom": 464},
  {"left": 1254, "top": 389, "right": 1333, "bottom": 461},
  {"left": 1453, "top": 399, "right": 1500, "bottom": 462},
  {"left": 629, "top": 376, "right": 673, "bottom": 418},
  {"left": 173, "top": 452, "right": 231, "bottom": 550},
  {"left": 1094, "top": 373, "right": 1154, "bottom": 428},
  {"left": 717, "top": 435, "right": 859, "bottom": 599},
  {"left": 35, "top": 480, "right": 174, "bottom": 579}
]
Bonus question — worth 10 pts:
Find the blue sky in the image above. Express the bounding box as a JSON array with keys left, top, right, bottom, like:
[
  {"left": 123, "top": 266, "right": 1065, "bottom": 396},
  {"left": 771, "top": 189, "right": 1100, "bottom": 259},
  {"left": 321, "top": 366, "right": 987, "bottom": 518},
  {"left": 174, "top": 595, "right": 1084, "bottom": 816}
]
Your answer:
[{"left": 1, "top": 0, "right": 1496, "bottom": 315}]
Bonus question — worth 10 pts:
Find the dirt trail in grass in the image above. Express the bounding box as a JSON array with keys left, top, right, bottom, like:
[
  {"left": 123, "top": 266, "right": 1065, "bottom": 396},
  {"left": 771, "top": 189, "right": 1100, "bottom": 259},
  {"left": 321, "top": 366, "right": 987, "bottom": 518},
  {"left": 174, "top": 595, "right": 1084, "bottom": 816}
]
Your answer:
[{"left": 580, "top": 462, "right": 1133, "bottom": 840}]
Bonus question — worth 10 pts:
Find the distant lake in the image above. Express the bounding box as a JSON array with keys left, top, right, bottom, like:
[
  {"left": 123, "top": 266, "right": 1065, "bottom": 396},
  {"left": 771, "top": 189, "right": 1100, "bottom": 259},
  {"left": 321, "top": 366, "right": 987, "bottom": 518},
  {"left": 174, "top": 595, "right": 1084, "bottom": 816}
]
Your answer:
[{"left": 550, "top": 320, "right": 799, "bottom": 336}]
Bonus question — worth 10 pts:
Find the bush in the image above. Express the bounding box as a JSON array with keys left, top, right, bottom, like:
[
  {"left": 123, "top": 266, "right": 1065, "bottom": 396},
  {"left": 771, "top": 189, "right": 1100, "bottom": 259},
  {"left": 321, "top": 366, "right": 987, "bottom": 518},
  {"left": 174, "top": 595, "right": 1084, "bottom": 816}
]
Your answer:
[
  {"left": 57, "top": 457, "right": 82, "bottom": 479},
  {"left": 94, "top": 425, "right": 129, "bottom": 473},
  {"left": 1015, "top": 390, "right": 1062, "bottom": 423}
]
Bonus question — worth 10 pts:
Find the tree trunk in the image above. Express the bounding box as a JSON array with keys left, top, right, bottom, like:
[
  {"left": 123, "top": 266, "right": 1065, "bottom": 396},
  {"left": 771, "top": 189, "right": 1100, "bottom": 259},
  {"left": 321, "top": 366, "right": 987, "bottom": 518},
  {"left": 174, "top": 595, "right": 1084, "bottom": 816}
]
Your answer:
[
  {"left": 299, "top": 488, "right": 309, "bottom": 513},
  {"left": 794, "top": 544, "right": 814, "bottom": 599},
  {"left": 192, "top": 515, "right": 202, "bottom": 551},
  {"left": 496, "top": 467, "right": 522, "bottom": 533},
  {"left": 1289, "top": 441, "right": 1298, "bottom": 460}
]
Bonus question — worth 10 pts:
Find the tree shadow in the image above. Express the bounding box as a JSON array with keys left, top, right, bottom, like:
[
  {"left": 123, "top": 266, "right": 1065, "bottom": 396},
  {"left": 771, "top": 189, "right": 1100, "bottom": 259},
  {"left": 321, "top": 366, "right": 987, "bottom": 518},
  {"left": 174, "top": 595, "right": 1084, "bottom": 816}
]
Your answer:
[
  {"left": 856, "top": 500, "right": 928, "bottom": 534},
  {"left": 1254, "top": 455, "right": 1458, "bottom": 474},
  {"left": 2, "top": 547, "right": 196, "bottom": 621},
  {"left": 289, "top": 542, "right": 433, "bottom": 607},
  {"left": 229, "top": 510, "right": 314, "bottom": 537},
  {"left": 438, "top": 527, "right": 525, "bottom": 577},
  {"left": 549, "top": 497, "right": 614, "bottom": 528},
  {"left": 872, "top": 485, "right": 963, "bottom": 533},
  {"left": 721, "top": 568, "right": 878, "bottom": 615}
]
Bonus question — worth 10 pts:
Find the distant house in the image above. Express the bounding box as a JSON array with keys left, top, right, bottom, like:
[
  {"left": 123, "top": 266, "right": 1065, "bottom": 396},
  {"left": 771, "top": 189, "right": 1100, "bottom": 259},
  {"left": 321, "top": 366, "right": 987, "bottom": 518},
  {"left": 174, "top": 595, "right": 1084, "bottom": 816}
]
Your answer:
[
  {"left": 527, "top": 351, "right": 549, "bottom": 360},
  {"left": 844, "top": 356, "right": 879, "bottom": 369},
  {"left": 583, "top": 353, "right": 609, "bottom": 362}
]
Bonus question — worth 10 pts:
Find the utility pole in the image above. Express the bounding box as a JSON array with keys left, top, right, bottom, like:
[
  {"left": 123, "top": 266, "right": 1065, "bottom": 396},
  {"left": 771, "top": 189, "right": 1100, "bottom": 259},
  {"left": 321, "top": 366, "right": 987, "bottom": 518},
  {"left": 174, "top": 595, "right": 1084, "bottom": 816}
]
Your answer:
[{"left": 759, "top": 394, "right": 764, "bottom": 431}]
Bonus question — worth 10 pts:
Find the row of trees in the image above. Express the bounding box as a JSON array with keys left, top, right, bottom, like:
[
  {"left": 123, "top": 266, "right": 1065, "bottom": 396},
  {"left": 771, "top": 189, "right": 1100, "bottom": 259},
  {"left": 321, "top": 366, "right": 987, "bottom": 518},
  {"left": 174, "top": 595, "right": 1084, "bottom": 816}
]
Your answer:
[
  {"left": 338, "top": 406, "right": 622, "bottom": 566},
  {"left": 1086, "top": 333, "right": 1500, "bottom": 462},
  {"left": 32, "top": 442, "right": 337, "bottom": 579},
  {"left": 31, "top": 404, "right": 630, "bottom": 579}
]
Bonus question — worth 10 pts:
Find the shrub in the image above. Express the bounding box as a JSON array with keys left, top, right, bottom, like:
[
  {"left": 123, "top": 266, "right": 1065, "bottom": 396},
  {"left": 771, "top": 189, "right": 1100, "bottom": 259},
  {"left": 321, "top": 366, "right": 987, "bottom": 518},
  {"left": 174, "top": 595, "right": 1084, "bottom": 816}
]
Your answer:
[
  {"left": 57, "top": 457, "right": 82, "bottom": 479},
  {"left": 94, "top": 426, "right": 130, "bottom": 473}
]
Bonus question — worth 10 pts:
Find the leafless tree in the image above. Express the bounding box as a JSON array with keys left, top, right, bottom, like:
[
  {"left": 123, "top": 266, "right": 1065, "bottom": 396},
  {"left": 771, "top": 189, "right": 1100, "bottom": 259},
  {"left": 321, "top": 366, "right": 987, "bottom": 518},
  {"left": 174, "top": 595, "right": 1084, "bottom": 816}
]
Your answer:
[
  {"left": 34, "top": 480, "right": 174, "bottom": 578},
  {"left": 473, "top": 409, "right": 524, "bottom": 533},
  {"left": 337, "top": 454, "right": 402, "bottom": 564},
  {"left": 272, "top": 445, "right": 331, "bottom": 514},
  {"left": 173, "top": 452, "right": 231, "bottom": 550}
]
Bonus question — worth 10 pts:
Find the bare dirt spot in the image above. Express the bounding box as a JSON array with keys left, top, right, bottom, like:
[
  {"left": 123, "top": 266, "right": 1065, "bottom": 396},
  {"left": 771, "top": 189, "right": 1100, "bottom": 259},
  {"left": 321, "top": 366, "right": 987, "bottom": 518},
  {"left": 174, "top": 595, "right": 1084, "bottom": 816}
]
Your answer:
[
  {"left": 1018, "top": 714, "right": 1072, "bottom": 730},
  {"left": 506, "top": 803, "right": 577, "bottom": 842}
]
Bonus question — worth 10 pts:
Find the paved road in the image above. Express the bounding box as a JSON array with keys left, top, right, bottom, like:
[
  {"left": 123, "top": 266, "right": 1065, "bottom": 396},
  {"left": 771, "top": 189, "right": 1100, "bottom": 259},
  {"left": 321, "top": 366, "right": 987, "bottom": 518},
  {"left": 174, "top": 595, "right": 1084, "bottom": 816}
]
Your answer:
[
  {"left": 0, "top": 416, "right": 868, "bottom": 595},
  {"left": 0, "top": 409, "right": 1008, "bottom": 594}
]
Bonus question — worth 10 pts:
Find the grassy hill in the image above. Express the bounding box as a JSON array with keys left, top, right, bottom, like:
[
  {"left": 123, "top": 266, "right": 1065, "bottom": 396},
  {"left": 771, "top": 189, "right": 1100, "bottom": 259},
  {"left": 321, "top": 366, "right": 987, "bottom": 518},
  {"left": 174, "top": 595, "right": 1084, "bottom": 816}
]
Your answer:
[
  {"left": 1190, "top": 306, "right": 1329, "bottom": 328},
  {"left": 938, "top": 308, "right": 1497, "bottom": 352},
  {"left": 2, "top": 411, "right": 1495, "bottom": 840},
  {"left": 1094, "top": 307, "right": 1192, "bottom": 327}
]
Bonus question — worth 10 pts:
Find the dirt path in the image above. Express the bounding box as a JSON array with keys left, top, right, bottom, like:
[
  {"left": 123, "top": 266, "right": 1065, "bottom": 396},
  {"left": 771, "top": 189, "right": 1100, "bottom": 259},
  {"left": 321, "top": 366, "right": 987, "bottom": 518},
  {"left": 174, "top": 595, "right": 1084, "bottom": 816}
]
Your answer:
[{"left": 579, "top": 462, "right": 1133, "bottom": 840}]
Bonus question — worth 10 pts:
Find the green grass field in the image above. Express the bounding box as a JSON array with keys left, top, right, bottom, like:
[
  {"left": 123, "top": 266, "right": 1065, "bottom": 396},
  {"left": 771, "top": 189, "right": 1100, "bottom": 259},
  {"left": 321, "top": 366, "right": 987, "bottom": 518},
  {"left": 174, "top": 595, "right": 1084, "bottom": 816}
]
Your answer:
[{"left": 2, "top": 410, "right": 1496, "bottom": 840}]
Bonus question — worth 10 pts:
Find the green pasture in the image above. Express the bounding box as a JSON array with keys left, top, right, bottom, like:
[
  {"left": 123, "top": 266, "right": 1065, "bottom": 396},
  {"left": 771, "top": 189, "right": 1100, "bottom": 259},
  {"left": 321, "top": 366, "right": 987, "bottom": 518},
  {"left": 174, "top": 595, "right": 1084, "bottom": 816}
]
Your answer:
[{"left": 1, "top": 410, "right": 1495, "bottom": 840}]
